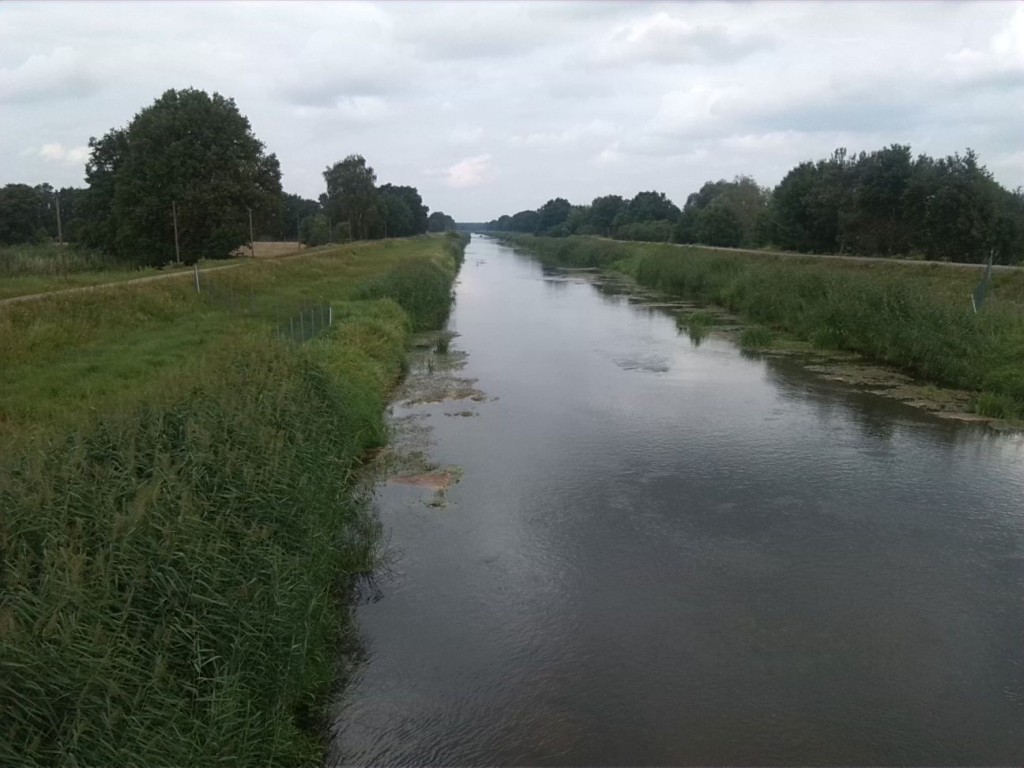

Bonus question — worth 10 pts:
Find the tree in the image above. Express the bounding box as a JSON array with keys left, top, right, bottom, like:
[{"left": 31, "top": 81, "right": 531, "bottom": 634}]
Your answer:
[
  {"left": 676, "top": 176, "right": 768, "bottom": 247},
  {"left": 508, "top": 209, "right": 541, "bottom": 233},
  {"left": 427, "top": 211, "right": 456, "bottom": 232},
  {"left": 76, "top": 89, "right": 281, "bottom": 264},
  {"left": 323, "top": 155, "right": 378, "bottom": 240},
  {"left": 377, "top": 184, "right": 428, "bottom": 237},
  {"left": 768, "top": 152, "right": 850, "bottom": 253},
  {"left": 836, "top": 145, "right": 913, "bottom": 255},
  {"left": 280, "top": 193, "right": 321, "bottom": 242},
  {"left": 589, "top": 195, "right": 625, "bottom": 236},
  {"left": 537, "top": 197, "right": 572, "bottom": 234},
  {"left": 299, "top": 213, "right": 330, "bottom": 246},
  {"left": 0, "top": 184, "right": 42, "bottom": 244}
]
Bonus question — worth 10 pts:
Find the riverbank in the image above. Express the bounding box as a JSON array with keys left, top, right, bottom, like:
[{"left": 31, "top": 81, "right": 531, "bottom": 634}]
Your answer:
[
  {"left": 499, "top": 234, "right": 1024, "bottom": 422},
  {"left": 1, "top": 233, "right": 467, "bottom": 766}
]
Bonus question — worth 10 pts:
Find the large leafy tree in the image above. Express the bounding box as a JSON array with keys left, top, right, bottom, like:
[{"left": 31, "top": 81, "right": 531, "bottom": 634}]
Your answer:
[
  {"left": 427, "top": 211, "right": 456, "bottom": 232},
  {"left": 279, "top": 193, "right": 321, "bottom": 241},
  {"left": 589, "top": 195, "right": 625, "bottom": 236},
  {"left": 537, "top": 197, "right": 572, "bottom": 234},
  {"left": 376, "top": 184, "right": 428, "bottom": 237},
  {"left": 0, "top": 184, "right": 44, "bottom": 244},
  {"left": 78, "top": 89, "right": 281, "bottom": 264},
  {"left": 676, "top": 176, "right": 769, "bottom": 247},
  {"left": 323, "top": 155, "right": 378, "bottom": 240}
]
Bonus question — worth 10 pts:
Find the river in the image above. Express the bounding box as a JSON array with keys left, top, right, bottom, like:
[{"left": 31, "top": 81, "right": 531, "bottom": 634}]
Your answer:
[{"left": 327, "top": 235, "right": 1024, "bottom": 766}]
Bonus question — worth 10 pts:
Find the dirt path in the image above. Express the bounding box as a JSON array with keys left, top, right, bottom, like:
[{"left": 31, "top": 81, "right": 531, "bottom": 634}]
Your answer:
[
  {"left": 644, "top": 239, "right": 1021, "bottom": 272},
  {"left": 0, "top": 242, "right": 311, "bottom": 306}
]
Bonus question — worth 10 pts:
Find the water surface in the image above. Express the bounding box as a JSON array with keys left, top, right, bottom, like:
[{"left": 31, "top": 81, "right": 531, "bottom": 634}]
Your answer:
[{"left": 328, "top": 236, "right": 1024, "bottom": 766}]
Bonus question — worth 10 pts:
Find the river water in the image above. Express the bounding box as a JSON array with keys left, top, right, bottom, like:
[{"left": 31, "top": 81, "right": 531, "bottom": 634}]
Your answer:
[{"left": 327, "top": 235, "right": 1024, "bottom": 766}]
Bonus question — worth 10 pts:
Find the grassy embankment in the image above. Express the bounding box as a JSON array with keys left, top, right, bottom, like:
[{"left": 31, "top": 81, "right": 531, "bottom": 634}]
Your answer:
[
  {"left": 501, "top": 235, "right": 1024, "bottom": 420},
  {"left": 0, "top": 233, "right": 467, "bottom": 766},
  {"left": 0, "top": 242, "right": 194, "bottom": 300}
]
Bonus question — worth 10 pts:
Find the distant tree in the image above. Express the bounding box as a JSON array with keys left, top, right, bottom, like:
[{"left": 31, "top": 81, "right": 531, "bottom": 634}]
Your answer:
[
  {"left": 299, "top": 213, "right": 330, "bottom": 246},
  {"left": 323, "top": 155, "right": 378, "bottom": 240},
  {"left": 427, "top": 211, "right": 456, "bottom": 232},
  {"left": 834, "top": 145, "right": 914, "bottom": 255},
  {"left": 377, "top": 184, "right": 428, "bottom": 237},
  {"left": 677, "top": 176, "right": 768, "bottom": 247},
  {"left": 617, "top": 220, "right": 673, "bottom": 242},
  {"left": 76, "top": 88, "right": 282, "bottom": 264},
  {"left": 0, "top": 184, "right": 45, "bottom": 244},
  {"left": 769, "top": 150, "right": 851, "bottom": 253},
  {"left": 696, "top": 201, "right": 744, "bottom": 247},
  {"left": 611, "top": 191, "right": 680, "bottom": 240},
  {"left": 537, "top": 197, "right": 572, "bottom": 234},
  {"left": 508, "top": 209, "right": 541, "bottom": 233},
  {"left": 280, "top": 193, "right": 321, "bottom": 241},
  {"left": 589, "top": 195, "right": 625, "bottom": 236},
  {"left": 564, "top": 205, "right": 592, "bottom": 235}
]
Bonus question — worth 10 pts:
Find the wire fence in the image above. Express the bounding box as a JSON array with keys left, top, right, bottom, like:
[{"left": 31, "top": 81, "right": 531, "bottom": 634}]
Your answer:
[
  {"left": 275, "top": 304, "right": 334, "bottom": 343},
  {"left": 196, "top": 270, "right": 335, "bottom": 345}
]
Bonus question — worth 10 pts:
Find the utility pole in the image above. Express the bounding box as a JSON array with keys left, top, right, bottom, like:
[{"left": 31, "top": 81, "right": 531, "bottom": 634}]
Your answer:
[
  {"left": 54, "top": 191, "right": 63, "bottom": 245},
  {"left": 172, "top": 201, "right": 181, "bottom": 263},
  {"left": 248, "top": 207, "right": 255, "bottom": 258}
]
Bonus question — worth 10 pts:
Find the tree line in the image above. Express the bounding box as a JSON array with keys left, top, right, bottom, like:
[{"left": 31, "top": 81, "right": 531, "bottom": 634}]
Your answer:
[
  {"left": 0, "top": 88, "right": 458, "bottom": 265},
  {"left": 480, "top": 145, "right": 1024, "bottom": 265}
]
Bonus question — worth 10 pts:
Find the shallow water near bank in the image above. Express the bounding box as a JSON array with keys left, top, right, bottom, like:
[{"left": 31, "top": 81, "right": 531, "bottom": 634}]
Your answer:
[{"left": 327, "top": 236, "right": 1024, "bottom": 766}]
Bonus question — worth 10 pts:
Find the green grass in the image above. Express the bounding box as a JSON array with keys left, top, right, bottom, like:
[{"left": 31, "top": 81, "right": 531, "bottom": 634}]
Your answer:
[
  {"left": 677, "top": 310, "right": 714, "bottom": 345},
  {"left": 502, "top": 234, "right": 1024, "bottom": 420},
  {"left": 0, "top": 242, "right": 189, "bottom": 300},
  {"left": 0, "top": 233, "right": 468, "bottom": 766},
  {"left": 739, "top": 325, "right": 775, "bottom": 349}
]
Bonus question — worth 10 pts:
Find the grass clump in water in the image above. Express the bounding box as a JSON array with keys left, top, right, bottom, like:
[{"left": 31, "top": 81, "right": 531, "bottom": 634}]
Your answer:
[
  {"left": 739, "top": 325, "right": 775, "bottom": 349},
  {"left": 678, "top": 309, "right": 715, "bottom": 345}
]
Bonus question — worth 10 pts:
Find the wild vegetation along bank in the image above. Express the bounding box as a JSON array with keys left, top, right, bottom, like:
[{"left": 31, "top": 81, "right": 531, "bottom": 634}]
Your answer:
[
  {"left": 1, "top": 233, "right": 467, "bottom": 766},
  {"left": 501, "top": 234, "right": 1024, "bottom": 420}
]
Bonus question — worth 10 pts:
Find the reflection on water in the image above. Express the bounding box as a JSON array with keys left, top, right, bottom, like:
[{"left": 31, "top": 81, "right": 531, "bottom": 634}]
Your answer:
[{"left": 327, "top": 236, "right": 1024, "bottom": 766}]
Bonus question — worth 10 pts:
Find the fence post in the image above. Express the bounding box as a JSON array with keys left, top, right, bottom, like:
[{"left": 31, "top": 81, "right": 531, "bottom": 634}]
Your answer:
[
  {"left": 328, "top": 305, "right": 333, "bottom": 327},
  {"left": 193, "top": 262, "right": 201, "bottom": 293}
]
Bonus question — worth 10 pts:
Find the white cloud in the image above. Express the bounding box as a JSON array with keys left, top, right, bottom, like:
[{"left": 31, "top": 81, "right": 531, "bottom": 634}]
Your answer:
[
  {"left": 596, "top": 11, "right": 770, "bottom": 65},
  {"left": 510, "top": 120, "right": 617, "bottom": 148},
  {"left": 36, "top": 142, "right": 90, "bottom": 166},
  {"left": 0, "top": 1, "right": 1021, "bottom": 216},
  {"left": 449, "top": 125, "right": 484, "bottom": 145},
  {"left": 0, "top": 46, "right": 98, "bottom": 103},
  {"left": 440, "top": 154, "right": 495, "bottom": 188},
  {"left": 946, "top": 4, "right": 1024, "bottom": 81}
]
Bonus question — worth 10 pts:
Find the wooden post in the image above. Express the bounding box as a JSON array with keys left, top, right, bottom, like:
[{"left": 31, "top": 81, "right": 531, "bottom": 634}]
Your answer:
[
  {"left": 248, "top": 207, "right": 255, "bottom": 258},
  {"left": 172, "top": 201, "right": 181, "bottom": 263},
  {"left": 54, "top": 192, "right": 63, "bottom": 245}
]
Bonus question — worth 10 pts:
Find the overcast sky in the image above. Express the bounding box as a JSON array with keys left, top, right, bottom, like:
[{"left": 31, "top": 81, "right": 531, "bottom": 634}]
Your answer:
[{"left": 2, "top": 1, "right": 1022, "bottom": 221}]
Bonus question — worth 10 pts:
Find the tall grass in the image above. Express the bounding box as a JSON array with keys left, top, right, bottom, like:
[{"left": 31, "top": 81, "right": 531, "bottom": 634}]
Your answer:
[
  {"left": 504, "top": 235, "right": 1024, "bottom": 419},
  {"left": 0, "top": 242, "right": 136, "bottom": 277},
  {"left": 0, "top": 234, "right": 467, "bottom": 765}
]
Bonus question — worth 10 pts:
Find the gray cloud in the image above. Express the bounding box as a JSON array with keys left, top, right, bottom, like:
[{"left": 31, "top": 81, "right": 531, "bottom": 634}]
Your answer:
[
  {"left": 1, "top": 0, "right": 1021, "bottom": 221},
  {"left": 0, "top": 46, "right": 100, "bottom": 103},
  {"left": 595, "top": 11, "right": 773, "bottom": 65}
]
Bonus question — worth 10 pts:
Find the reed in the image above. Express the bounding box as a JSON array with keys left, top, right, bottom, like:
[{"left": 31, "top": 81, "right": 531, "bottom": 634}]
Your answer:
[
  {"left": 0, "top": 234, "right": 467, "bottom": 765},
  {"left": 504, "top": 235, "right": 1024, "bottom": 419}
]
